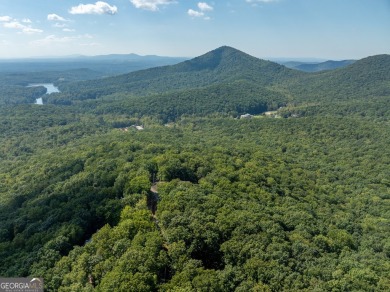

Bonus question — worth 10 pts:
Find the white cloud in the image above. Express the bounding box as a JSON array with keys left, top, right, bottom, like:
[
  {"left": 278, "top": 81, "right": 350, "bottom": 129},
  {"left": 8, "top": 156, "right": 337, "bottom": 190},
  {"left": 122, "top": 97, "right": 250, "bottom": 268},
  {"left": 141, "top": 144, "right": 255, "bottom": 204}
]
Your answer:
[
  {"left": 246, "top": 0, "right": 278, "bottom": 3},
  {"left": 188, "top": 2, "right": 213, "bottom": 19},
  {"left": 80, "top": 42, "right": 100, "bottom": 47},
  {"left": 63, "top": 28, "right": 76, "bottom": 32},
  {"left": 246, "top": 0, "right": 277, "bottom": 2},
  {"left": 69, "top": 1, "right": 118, "bottom": 15},
  {"left": 22, "top": 27, "right": 43, "bottom": 34},
  {"left": 31, "top": 35, "right": 76, "bottom": 46},
  {"left": 188, "top": 9, "right": 204, "bottom": 18},
  {"left": 54, "top": 23, "right": 67, "bottom": 28},
  {"left": 31, "top": 34, "right": 92, "bottom": 46},
  {"left": 3, "top": 21, "right": 24, "bottom": 29},
  {"left": 2, "top": 20, "right": 43, "bottom": 34},
  {"left": 22, "top": 18, "right": 32, "bottom": 23},
  {"left": 48, "top": 14, "right": 68, "bottom": 22},
  {"left": 0, "top": 16, "right": 12, "bottom": 22},
  {"left": 129, "top": 0, "right": 176, "bottom": 11},
  {"left": 198, "top": 2, "right": 213, "bottom": 12}
]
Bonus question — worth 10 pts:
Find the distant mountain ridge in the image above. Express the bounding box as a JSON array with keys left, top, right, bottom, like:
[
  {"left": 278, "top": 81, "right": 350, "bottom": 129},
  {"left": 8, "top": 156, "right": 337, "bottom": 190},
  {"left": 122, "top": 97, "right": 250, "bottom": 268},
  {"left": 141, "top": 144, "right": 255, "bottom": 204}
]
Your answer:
[
  {"left": 0, "top": 54, "right": 188, "bottom": 75},
  {"left": 283, "top": 59, "right": 356, "bottom": 72},
  {"left": 0, "top": 53, "right": 187, "bottom": 63}
]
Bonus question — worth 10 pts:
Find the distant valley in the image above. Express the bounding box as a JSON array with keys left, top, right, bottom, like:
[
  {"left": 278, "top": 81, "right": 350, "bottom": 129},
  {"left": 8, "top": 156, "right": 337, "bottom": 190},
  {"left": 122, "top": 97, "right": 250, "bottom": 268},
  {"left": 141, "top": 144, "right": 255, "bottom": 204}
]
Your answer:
[{"left": 0, "top": 54, "right": 188, "bottom": 75}]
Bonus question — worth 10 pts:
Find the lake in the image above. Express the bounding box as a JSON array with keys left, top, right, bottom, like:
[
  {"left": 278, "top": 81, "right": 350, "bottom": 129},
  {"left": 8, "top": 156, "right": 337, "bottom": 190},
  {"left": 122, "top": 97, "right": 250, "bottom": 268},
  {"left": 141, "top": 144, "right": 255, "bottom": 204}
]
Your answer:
[{"left": 28, "top": 83, "right": 60, "bottom": 105}]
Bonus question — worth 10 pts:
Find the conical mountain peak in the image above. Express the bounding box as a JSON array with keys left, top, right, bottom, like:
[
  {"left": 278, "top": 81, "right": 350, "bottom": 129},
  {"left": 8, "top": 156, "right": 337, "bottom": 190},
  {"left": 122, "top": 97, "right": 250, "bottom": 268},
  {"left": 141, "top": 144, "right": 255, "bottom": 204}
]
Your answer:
[{"left": 175, "top": 46, "right": 264, "bottom": 72}]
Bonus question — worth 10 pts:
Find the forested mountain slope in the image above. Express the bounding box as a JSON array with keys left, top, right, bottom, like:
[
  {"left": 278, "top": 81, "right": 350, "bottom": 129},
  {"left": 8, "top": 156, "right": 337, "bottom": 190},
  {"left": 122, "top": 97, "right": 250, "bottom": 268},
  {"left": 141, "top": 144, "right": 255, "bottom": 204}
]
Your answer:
[
  {"left": 284, "top": 54, "right": 390, "bottom": 102},
  {"left": 65, "top": 80, "right": 287, "bottom": 122},
  {"left": 58, "top": 46, "right": 304, "bottom": 100}
]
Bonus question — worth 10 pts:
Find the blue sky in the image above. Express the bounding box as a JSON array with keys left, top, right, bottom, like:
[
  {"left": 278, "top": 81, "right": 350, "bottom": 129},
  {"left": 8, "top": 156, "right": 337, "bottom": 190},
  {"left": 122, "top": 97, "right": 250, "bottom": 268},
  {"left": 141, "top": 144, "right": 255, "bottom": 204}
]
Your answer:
[{"left": 0, "top": 0, "right": 389, "bottom": 59}]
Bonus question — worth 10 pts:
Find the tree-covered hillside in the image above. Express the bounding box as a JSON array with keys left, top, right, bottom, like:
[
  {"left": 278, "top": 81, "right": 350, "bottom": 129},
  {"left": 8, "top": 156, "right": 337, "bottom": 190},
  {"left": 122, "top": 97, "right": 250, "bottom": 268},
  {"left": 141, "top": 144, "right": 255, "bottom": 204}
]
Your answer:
[
  {"left": 57, "top": 46, "right": 304, "bottom": 100},
  {"left": 63, "top": 80, "right": 286, "bottom": 123},
  {"left": 0, "top": 47, "right": 389, "bottom": 291},
  {"left": 283, "top": 54, "right": 390, "bottom": 103}
]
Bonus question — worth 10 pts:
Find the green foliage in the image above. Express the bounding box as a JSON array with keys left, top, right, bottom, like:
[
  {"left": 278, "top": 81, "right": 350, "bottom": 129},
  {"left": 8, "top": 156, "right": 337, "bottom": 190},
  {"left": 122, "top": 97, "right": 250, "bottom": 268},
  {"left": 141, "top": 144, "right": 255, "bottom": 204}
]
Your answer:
[
  {"left": 0, "top": 47, "right": 389, "bottom": 290},
  {"left": 0, "top": 85, "right": 46, "bottom": 105},
  {"left": 89, "top": 80, "right": 286, "bottom": 123}
]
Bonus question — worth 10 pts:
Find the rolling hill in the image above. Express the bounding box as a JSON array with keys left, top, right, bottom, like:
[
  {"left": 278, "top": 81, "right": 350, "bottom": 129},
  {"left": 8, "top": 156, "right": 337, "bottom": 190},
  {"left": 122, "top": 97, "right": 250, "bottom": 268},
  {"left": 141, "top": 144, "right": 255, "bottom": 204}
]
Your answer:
[
  {"left": 283, "top": 59, "right": 356, "bottom": 72},
  {"left": 284, "top": 54, "right": 390, "bottom": 102},
  {"left": 90, "top": 80, "right": 287, "bottom": 122}
]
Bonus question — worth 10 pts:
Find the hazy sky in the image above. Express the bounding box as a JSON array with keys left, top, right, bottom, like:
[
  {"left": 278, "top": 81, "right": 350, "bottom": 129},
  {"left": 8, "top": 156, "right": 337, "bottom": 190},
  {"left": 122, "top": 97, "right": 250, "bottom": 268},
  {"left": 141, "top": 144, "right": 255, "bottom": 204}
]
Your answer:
[{"left": 0, "top": 0, "right": 389, "bottom": 59}]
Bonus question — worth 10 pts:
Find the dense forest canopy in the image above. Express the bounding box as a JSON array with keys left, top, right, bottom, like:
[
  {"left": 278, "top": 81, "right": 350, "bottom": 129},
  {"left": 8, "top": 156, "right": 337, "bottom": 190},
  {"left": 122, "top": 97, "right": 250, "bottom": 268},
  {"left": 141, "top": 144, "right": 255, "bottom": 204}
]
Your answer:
[{"left": 0, "top": 46, "right": 389, "bottom": 291}]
